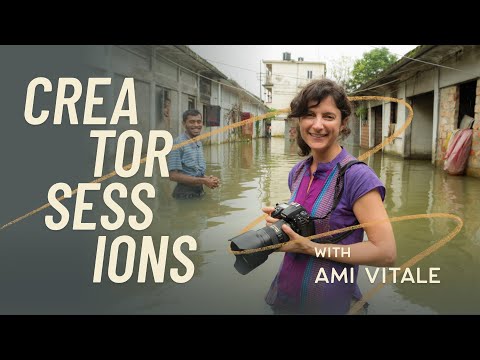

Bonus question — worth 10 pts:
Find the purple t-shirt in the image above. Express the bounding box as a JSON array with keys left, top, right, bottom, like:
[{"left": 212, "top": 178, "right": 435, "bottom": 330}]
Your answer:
[
  {"left": 266, "top": 148, "right": 385, "bottom": 314},
  {"left": 288, "top": 148, "right": 385, "bottom": 241}
]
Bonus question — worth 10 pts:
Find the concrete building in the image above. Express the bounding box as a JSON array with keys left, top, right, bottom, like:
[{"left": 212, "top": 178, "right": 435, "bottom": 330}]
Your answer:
[
  {"left": 87, "top": 45, "right": 269, "bottom": 153},
  {"left": 262, "top": 52, "right": 326, "bottom": 138},
  {"left": 353, "top": 45, "right": 480, "bottom": 178}
]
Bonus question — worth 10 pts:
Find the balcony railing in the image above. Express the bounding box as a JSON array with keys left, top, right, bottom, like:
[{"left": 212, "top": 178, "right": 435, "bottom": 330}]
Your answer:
[{"left": 263, "top": 74, "right": 273, "bottom": 87}]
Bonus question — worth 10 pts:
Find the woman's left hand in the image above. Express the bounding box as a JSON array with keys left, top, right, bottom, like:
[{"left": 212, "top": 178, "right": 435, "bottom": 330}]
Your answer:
[{"left": 277, "top": 224, "right": 311, "bottom": 253}]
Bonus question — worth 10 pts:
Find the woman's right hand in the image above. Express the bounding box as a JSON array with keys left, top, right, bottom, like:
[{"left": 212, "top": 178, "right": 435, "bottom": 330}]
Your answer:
[{"left": 262, "top": 207, "right": 278, "bottom": 226}]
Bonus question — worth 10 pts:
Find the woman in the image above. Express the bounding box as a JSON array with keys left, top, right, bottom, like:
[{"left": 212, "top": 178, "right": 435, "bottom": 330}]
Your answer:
[{"left": 263, "top": 79, "right": 396, "bottom": 314}]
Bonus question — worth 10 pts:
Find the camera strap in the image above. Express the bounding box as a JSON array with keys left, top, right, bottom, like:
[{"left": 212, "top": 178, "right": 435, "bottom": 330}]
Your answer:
[
  {"left": 311, "top": 160, "right": 366, "bottom": 221},
  {"left": 310, "top": 160, "right": 366, "bottom": 244},
  {"left": 332, "top": 160, "right": 366, "bottom": 211}
]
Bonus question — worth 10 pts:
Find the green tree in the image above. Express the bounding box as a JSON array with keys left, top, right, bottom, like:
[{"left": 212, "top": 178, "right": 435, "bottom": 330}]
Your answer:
[{"left": 349, "top": 47, "right": 397, "bottom": 91}]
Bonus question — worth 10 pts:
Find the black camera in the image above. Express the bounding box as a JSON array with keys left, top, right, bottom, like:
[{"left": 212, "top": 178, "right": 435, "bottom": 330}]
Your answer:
[{"left": 229, "top": 202, "right": 315, "bottom": 275}]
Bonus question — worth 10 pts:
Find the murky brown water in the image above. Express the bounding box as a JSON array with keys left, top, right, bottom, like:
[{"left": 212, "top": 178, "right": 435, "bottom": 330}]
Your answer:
[{"left": 112, "top": 137, "right": 480, "bottom": 314}]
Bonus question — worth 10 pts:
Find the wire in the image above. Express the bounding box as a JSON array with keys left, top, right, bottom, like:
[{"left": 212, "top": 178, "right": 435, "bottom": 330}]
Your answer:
[
  {"left": 349, "top": 78, "right": 401, "bottom": 94},
  {"left": 200, "top": 56, "right": 320, "bottom": 83},
  {"left": 368, "top": 45, "right": 480, "bottom": 78},
  {"left": 195, "top": 58, "right": 258, "bottom": 73},
  {"left": 160, "top": 54, "right": 265, "bottom": 107},
  {"left": 350, "top": 46, "right": 480, "bottom": 94}
]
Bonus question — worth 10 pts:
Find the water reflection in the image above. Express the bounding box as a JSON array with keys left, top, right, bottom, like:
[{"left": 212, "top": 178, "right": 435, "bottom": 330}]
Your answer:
[
  {"left": 345, "top": 143, "right": 480, "bottom": 314},
  {"left": 100, "top": 138, "right": 480, "bottom": 314}
]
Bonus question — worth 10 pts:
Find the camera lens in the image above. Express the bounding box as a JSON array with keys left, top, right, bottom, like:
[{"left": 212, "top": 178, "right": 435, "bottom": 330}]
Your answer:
[{"left": 230, "top": 220, "right": 289, "bottom": 275}]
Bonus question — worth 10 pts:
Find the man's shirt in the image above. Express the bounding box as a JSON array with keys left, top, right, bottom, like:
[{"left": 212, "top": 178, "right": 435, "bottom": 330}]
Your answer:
[{"left": 167, "top": 132, "right": 206, "bottom": 177}]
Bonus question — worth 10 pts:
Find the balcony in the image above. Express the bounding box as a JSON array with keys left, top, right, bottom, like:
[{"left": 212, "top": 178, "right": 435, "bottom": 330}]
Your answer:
[{"left": 263, "top": 74, "right": 273, "bottom": 87}]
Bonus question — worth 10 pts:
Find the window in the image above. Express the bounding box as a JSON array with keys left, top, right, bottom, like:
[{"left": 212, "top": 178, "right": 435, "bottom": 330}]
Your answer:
[
  {"left": 155, "top": 87, "right": 171, "bottom": 127},
  {"left": 307, "top": 70, "right": 313, "bottom": 79},
  {"left": 388, "top": 102, "right": 397, "bottom": 137},
  {"left": 203, "top": 104, "right": 221, "bottom": 127},
  {"left": 390, "top": 102, "right": 397, "bottom": 124},
  {"left": 199, "top": 78, "right": 211, "bottom": 103},
  {"left": 188, "top": 96, "right": 195, "bottom": 110},
  {"left": 265, "top": 89, "right": 272, "bottom": 103}
]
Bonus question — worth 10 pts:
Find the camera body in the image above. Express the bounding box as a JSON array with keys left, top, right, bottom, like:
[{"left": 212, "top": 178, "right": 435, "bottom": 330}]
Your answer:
[
  {"left": 270, "top": 202, "right": 314, "bottom": 238},
  {"left": 230, "top": 202, "right": 315, "bottom": 275}
]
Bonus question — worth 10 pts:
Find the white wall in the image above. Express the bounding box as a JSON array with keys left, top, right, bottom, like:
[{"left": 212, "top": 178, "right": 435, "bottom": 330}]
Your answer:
[
  {"left": 383, "top": 85, "right": 407, "bottom": 156},
  {"left": 265, "top": 61, "right": 325, "bottom": 138},
  {"left": 405, "top": 69, "right": 435, "bottom": 98},
  {"left": 243, "top": 102, "right": 266, "bottom": 138},
  {"left": 439, "top": 47, "right": 480, "bottom": 88},
  {"left": 271, "top": 119, "right": 285, "bottom": 137},
  {"left": 410, "top": 92, "right": 434, "bottom": 159},
  {"left": 269, "top": 61, "right": 325, "bottom": 111}
]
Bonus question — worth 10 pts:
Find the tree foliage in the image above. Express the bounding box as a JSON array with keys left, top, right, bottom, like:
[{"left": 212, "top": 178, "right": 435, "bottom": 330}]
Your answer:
[
  {"left": 349, "top": 47, "right": 398, "bottom": 91},
  {"left": 329, "top": 55, "right": 354, "bottom": 91},
  {"left": 265, "top": 107, "right": 277, "bottom": 122}
]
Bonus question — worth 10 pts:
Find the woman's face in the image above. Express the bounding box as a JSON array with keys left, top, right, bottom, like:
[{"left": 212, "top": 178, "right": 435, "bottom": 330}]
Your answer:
[{"left": 299, "top": 96, "right": 344, "bottom": 154}]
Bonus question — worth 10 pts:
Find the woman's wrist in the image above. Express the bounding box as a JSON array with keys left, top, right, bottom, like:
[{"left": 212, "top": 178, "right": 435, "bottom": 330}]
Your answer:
[
  {"left": 299, "top": 239, "right": 317, "bottom": 256},
  {"left": 306, "top": 241, "right": 324, "bottom": 257}
]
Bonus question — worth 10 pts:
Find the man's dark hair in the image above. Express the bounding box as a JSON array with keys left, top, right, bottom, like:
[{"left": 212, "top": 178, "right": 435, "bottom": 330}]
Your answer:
[
  {"left": 289, "top": 79, "right": 352, "bottom": 156},
  {"left": 182, "top": 109, "right": 202, "bottom": 122}
]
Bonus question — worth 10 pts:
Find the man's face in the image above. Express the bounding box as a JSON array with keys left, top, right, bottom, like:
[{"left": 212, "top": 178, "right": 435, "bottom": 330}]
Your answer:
[{"left": 184, "top": 114, "right": 203, "bottom": 138}]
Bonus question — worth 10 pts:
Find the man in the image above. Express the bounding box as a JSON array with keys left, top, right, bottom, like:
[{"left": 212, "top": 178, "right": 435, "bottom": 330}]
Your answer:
[{"left": 167, "top": 109, "right": 220, "bottom": 199}]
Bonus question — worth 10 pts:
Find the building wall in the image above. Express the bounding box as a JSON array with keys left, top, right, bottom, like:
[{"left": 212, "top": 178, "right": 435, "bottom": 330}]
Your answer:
[
  {"left": 342, "top": 114, "right": 360, "bottom": 147},
  {"left": 264, "top": 60, "right": 325, "bottom": 137},
  {"left": 405, "top": 69, "right": 435, "bottom": 98},
  {"left": 109, "top": 47, "right": 154, "bottom": 155},
  {"left": 364, "top": 100, "right": 383, "bottom": 148},
  {"left": 409, "top": 92, "right": 434, "bottom": 159},
  {"left": 268, "top": 61, "right": 325, "bottom": 111},
  {"left": 360, "top": 46, "right": 480, "bottom": 177},
  {"left": 433, "top": 80, "right": 480, "bottom": 177},
  {"left": 360, "top": 105, "right": 370, "bottom": 148},
  {"left": 271, "top": 119, "right": 285, "bottom": 137},
  {"left": 373, "top": 105, "right": 383, "bottom": 146},
  {"left": 439, "top": 47, "right": 480, "bottom": 88},
  {"left": 219, "top": 86, "right": 237, "bottom": 144},
  {"left": 91, "top": 45, "right": 268, "bottom": 152},
  {"left": 381, "top": 97, "right": 395, "bottom": 155},
  {"left": 384, "top": 84, "right": 408, "bottom": 156},
  {"left": 429, "top": 80, "right": 479, "bottom": 178},
  {"left": 435, "top": 86, "right": 459, "bottom": 164},
  {"left": 467, "top": 79, "right": 480, "bottom": 177},
  {"left": 284, "top": 118, "right": 298, "bottom": 141},
  {"left": 243, "top": 101, "right": 265, "bottom": 139}
]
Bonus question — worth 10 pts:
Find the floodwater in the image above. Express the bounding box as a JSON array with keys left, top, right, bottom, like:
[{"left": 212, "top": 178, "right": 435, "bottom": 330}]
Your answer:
[{"left": 112, "top": 137, "right": 480, "bottom": 315}]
